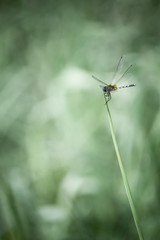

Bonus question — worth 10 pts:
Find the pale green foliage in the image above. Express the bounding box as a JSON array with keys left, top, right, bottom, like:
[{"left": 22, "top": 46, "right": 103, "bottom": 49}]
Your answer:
[{"left": 0, "top": 2, "right": 160, "bottom": 240}]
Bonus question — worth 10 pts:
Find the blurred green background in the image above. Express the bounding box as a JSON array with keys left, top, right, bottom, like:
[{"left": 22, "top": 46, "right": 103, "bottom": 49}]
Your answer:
[{"left": 0, "top": 1, "right": 160, "bottom": 239}]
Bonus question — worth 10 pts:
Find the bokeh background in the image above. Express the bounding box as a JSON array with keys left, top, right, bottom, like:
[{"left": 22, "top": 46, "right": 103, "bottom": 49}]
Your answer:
[{"left": 0, "top": 1, "right": 160, "bottom": 239}]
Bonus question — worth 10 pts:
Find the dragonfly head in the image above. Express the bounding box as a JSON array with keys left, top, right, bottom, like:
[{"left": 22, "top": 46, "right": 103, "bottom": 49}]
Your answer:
[{"left": 103, "top": 86, "right": 107, "bottom": 92}]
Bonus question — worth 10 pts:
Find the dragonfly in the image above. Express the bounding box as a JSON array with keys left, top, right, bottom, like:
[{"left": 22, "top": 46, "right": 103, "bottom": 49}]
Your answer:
[{"left": 92, "top": 55, "right": 136, "bottom": 103}]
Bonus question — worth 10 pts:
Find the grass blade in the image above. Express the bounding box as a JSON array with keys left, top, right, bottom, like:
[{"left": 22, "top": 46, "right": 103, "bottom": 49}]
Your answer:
[{"left": 105, "top": 97, "right": 144, "bottom": 240}]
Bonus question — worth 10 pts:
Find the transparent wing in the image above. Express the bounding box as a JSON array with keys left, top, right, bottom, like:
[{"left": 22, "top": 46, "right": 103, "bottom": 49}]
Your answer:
[
  {"left": 111, "top": 55, "right": 125, "bottom": 84},
  {"left": 92, "top": 75, "right": 108, "bottom": 86},
  {"left": 115, "top": 64, "right": 133, "bottom": 85}
]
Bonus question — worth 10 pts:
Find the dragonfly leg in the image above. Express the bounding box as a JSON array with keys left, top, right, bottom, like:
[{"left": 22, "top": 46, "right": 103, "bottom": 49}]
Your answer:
[{"left": 104, "top": 92, "right": 111, "bottom": 104}]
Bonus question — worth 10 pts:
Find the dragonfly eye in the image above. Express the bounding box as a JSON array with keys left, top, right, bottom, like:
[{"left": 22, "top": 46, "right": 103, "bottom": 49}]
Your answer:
[{"left": 103, "top": 86, "right": 107, "bottom": 92}]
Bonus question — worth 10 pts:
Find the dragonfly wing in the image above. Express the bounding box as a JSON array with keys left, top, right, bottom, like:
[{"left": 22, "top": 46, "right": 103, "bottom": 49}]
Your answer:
[
  {"left": 116, "top": 64, "right": 133, "bottom": 85},
  {"left": 111, "top": 55, "right": 125, "bottom": 84},
  {"left": 92, "top": 75, "right": 108, "bottom": 86}
]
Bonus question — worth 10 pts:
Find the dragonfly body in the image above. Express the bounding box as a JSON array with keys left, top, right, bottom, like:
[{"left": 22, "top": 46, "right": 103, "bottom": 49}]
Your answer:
[
  {"left": 103, "top": 84, "right": 117, "bottom": 93},
  {"left": 92, "top": 55, "right": 136, "bottom": 102}
]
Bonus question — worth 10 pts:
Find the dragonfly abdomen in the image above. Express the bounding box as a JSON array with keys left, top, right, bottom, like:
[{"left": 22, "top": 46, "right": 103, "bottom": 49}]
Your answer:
[{"left": 117, "top": 84, "right": 136, "bottom": 89}]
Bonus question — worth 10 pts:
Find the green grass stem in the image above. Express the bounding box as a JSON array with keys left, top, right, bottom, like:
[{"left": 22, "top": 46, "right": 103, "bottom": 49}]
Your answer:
[{"left": 105, "top": 98, "right": 144, "bottom": 240}]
